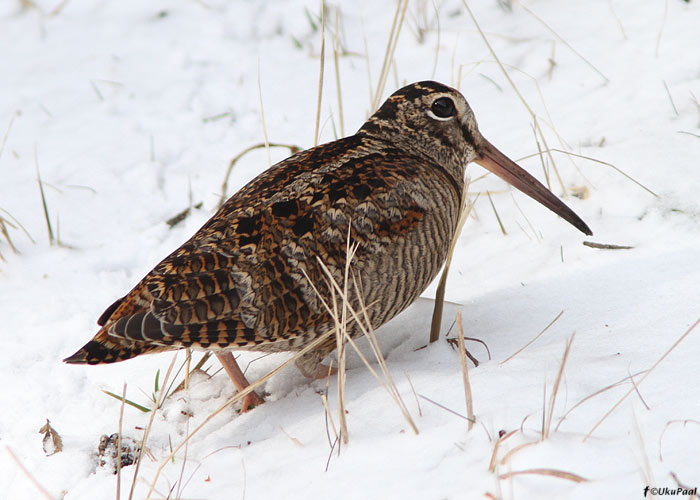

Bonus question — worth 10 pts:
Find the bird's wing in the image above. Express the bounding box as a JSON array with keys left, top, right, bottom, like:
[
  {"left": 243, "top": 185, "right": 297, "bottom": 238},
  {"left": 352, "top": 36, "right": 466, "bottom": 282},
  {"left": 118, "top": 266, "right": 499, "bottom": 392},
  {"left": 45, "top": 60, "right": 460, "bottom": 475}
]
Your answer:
[{"left": 64, "top": 136, "right": 443, "bottom": 364}]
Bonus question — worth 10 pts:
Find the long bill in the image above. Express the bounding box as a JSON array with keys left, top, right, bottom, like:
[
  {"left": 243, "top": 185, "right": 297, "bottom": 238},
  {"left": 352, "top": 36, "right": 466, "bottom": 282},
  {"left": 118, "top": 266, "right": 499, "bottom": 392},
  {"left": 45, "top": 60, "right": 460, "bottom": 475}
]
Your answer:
[{"left": 475, "top": 139, "right": 592, "bottom": 236}]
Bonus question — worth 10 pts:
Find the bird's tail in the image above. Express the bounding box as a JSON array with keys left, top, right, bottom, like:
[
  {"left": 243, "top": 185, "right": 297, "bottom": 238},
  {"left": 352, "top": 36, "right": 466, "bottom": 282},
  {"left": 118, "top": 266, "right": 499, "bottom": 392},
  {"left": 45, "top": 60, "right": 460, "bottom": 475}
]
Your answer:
[{"left": 63, "top": 329, "right": 169, "bottom": 365}]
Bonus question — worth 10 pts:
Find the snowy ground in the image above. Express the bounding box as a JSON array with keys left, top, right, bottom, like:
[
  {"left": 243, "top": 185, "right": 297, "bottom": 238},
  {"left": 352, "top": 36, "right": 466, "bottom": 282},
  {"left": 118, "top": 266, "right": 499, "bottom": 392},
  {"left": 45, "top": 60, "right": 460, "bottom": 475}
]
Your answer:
[{"left": 2, "top": 0, "right": 700, "bottom": 498}]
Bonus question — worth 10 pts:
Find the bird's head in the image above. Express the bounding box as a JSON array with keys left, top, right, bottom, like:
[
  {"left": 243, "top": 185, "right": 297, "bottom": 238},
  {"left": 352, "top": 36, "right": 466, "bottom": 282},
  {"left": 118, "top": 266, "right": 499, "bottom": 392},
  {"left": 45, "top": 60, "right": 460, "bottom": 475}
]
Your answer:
[{"left": 359, "top": 81, "right": 592, "bottom": 235}]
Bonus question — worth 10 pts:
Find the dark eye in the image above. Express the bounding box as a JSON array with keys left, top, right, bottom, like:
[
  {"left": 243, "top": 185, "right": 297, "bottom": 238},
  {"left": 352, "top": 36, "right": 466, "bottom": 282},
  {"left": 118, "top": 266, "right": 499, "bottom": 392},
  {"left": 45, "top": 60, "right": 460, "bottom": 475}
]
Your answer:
[{"left": 431, "top": 97, "right": 456, "bottom": 118}]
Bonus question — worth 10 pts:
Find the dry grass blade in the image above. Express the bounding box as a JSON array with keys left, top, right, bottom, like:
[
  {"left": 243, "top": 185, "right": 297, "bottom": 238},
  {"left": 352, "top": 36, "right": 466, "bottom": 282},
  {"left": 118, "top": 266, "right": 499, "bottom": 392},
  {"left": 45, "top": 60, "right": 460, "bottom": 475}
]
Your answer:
[
  {"left": 514, "top": 1, "right": 609, "bottom": 84},
  {"left": 313, "top": 0, "right": 326, "bottom": 146},
  {"left": 501, "top": 310, "right": 564, "bottom": 364},
  {"left": 486, "top": 191, "right": 507, "bottom": 235},
  {"left": 130, "top": 354, "right": 178, "bottom": 500},
  {"left": 429, "top": 184, "right": 475, "bottom": 343},
  {"left": 584, "top": 315, "right": 700, "bottom": 442},
  {"left": 489, "top": 429, "right": 517, "bottom": 472},
  {"left": 518, "top": 148, "right": 658, "bottom": 197},
  {"left": 543, "top": 334, "right": 574, "bottom": 439},
  {"left": 257, "top": 64, "right": 271, "bottom": 167},
  {"left": 554, "top": 370, "right": 647, "bottom": 432},
  {"left": 461, "top": 0, "right": 568, "bottom": 197},
  {"left": 456, "top": 312, "right": 475, "bottom": 430},
  {"left": 498, "top": 468, "right": 588, "bottom": 483},
  {"left": 219, "top": 143, "right": 301, "bottom": 207},
  {"left": 417, "top": 394, "right": 472, "bottom": 422},
  {"left": 333, "top": 11, "right": 345, "bottom": 138},
  {"left": 6, "top": 446, "right": 57, "bottom": 499},
  {"left": 372, "top": 0, "right": 408, "bottom": 111},
  {"left": 116, "top": 382, "right": 127, "bottom": 500},
  {"left": 34, "top": 147, "right": 54, "bottom": 245},
  {"left": 303, "top": 247, "right": 419, "bottom": 434},
  {"left": 658, "top": 419, "right": 700, "bottom": 462},
  {"left": 0, "top": 114, "right": 16, "bottom": 161}
]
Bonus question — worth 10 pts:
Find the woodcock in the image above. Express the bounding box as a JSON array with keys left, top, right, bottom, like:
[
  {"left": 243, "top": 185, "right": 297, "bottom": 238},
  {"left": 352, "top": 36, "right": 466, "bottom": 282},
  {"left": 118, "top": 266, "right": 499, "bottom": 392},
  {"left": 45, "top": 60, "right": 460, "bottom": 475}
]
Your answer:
[{"left": 65, "top": 81, "right": 592, "bottom": 410}]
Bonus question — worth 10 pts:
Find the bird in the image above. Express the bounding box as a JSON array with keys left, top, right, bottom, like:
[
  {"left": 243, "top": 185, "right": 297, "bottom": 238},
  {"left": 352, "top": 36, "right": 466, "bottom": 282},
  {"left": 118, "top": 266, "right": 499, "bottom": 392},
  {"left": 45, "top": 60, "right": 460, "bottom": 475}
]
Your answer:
[{"left": 65, "top": 80, "right": 591, "bottom": 410}]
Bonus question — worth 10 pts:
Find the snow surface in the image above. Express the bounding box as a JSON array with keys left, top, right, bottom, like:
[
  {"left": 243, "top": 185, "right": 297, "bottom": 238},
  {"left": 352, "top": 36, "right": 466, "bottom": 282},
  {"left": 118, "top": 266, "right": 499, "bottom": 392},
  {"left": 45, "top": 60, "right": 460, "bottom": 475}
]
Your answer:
[{"left": 2, "top": 0, "right": 700, "bottom": 498}]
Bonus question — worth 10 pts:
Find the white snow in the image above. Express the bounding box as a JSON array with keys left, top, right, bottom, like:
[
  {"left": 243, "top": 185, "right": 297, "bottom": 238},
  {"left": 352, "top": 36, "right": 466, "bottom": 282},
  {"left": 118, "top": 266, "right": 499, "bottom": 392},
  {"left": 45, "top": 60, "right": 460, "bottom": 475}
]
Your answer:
[{"left": 1, "top": 0, "right": 699, "bottom": 499}]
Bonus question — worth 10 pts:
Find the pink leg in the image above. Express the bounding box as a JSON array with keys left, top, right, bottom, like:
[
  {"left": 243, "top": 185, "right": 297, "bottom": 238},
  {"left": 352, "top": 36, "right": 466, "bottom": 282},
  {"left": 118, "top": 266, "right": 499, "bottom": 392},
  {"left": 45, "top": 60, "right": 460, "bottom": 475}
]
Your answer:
[{"left": 215, "top": 352, "right": 265, "bottom": 412}]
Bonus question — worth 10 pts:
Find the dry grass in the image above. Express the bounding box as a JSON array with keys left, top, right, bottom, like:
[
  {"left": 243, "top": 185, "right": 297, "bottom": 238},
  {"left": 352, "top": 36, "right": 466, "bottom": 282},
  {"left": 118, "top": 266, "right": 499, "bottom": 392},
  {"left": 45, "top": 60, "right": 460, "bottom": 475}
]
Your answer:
[
  {"left": 455, "top": 312, "right": 475, "bottom": 430},
  {"left": 542, "top": 334, "right": 574, "bottom": 440},
  {"left": 313, "top": 1, "right": 326, "bottom": 146},
  {"left": 371, "top": 0, "right": 409, "bottom": 111},
  {"left": 34, "top": 147, "right": 54, "bottom": 245},
  {"left": 219, "top": 143, "right": 301, "bottom": 207},
  {"left": 501, "top": 310, "right": 564, "bottom": 365},
  {"left": 584, "top": 315, "right": 700, "bottom": 442},
  {"left": 6, "top": 446, "right": 57, "bottom": 499},
  {"left": 498, "top": 468, "right": 588, "bottom": 483}
]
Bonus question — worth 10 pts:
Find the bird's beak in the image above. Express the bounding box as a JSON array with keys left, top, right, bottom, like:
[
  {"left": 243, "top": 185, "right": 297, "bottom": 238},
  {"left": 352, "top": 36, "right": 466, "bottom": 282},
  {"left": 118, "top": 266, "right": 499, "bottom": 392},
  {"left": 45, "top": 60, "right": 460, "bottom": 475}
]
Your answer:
[{"left": 474, "top": 139, "right": 592, "bottom": 236}]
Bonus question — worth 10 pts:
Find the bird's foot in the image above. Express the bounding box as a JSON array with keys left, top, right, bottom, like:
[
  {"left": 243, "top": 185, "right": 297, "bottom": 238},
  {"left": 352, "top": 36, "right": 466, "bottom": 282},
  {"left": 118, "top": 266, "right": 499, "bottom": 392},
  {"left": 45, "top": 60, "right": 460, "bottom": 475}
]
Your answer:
[
  {"left": 215, "top": 351, "right": 265, "bottom": 412},
  {"left": 240, "top": 390, "right": 265, "bottom": 413}
]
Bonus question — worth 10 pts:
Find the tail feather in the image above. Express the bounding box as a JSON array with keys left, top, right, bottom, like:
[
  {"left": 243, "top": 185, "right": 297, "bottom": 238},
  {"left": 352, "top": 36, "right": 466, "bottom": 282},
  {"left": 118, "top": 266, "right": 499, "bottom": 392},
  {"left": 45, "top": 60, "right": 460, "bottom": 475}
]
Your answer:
[{"left": 63, "top": 333, "right": 169, "bottom": 365}]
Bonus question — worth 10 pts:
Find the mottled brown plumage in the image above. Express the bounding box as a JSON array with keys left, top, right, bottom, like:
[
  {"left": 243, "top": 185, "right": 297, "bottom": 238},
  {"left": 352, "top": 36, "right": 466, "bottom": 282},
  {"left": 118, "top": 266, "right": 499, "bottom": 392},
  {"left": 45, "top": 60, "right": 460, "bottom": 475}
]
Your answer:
[{"left": 65, "top": 81, "right": 590, "bottom": 402}]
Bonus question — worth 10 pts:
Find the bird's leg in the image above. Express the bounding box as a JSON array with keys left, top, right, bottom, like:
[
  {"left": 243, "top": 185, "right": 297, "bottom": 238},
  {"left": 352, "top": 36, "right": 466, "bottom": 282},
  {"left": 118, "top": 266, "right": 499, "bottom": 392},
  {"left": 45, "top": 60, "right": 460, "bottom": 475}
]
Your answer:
[
  {"left": 306, "top": 363, "right": 338, "bottom": 380},
  {"left": 215, "top": 352, "right": 264, "bottom": 412}
]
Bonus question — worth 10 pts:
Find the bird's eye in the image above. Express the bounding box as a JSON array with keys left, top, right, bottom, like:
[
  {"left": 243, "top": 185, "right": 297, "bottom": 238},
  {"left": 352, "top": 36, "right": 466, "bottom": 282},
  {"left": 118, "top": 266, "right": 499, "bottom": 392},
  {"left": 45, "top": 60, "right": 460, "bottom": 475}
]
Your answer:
[{"left": 431, "top": 97, "right": 456, "bottom": 118}]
